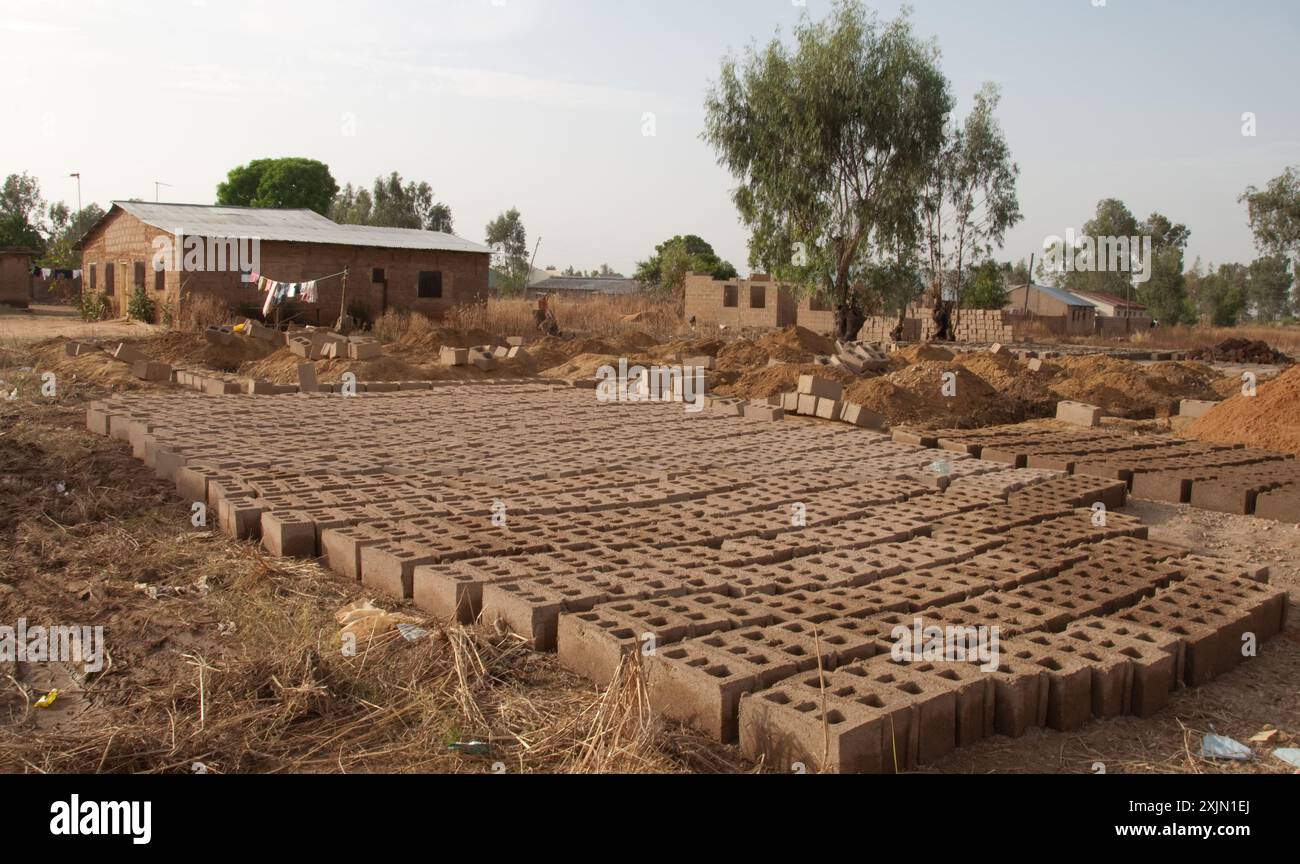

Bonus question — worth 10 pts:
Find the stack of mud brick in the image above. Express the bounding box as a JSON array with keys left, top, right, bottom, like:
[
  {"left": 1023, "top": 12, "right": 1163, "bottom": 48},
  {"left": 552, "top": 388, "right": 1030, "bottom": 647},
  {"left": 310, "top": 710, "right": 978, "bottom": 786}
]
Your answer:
[
  {"left": 952, "top": 309, "right": 1015, "bottom": 344},
  {"left": 777, "top": 375, "right": 884, "bottom": 430},
  {"left": 831, "top": 341, "right": 889, "bottom": 374},
  {"left": 86, "top": 382, "right": 1287, "bottom": 773},
  {"left": 286, "top": 328, "right": 382, "bottom": 361},
  {"left": 903, "top": 423, "right": 1300, "bottom": 522}
]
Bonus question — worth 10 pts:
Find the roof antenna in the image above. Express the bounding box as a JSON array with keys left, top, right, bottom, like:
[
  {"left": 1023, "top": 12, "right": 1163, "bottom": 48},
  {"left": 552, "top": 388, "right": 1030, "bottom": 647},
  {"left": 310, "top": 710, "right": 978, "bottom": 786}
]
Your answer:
[{"left": 154, "top": 181, "right": 173, "bottom": 202}]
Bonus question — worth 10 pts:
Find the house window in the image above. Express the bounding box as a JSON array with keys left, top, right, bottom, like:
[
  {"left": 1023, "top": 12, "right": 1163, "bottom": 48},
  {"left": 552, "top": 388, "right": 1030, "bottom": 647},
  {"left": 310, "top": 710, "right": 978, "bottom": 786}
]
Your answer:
[
  {"left": 154, "top": 262, "right": 165, "bottom": 291},
  {"left": 750, "top": 285, "right": 766, "bottom": 309},
  {"left": 89, "top": 264, "right": 97, "bottom": 291},
  {"left": 104, "top": 263, "right": 115, "bottom": 295},
  {"left": 418, "top": 271, "right": 443, "bottom": 299},
  {"left": 133, "top": 261, "right": 146, "bottom": 289},
  {"left": 723, "top": 285, "right": 738, "bottom": 307},
  {"left": 372, "top": 268, "right": 386, "bottom": 283}
]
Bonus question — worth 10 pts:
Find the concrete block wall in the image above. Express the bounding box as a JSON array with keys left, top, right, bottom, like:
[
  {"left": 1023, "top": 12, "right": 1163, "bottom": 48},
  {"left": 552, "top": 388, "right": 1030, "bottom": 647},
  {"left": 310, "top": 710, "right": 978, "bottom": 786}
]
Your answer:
[
  {"left": 684, "top": 273, "right": 796, "bottom": 328},
  {"left": 80, "top": 209, "right": 490, "bottom": 324}
]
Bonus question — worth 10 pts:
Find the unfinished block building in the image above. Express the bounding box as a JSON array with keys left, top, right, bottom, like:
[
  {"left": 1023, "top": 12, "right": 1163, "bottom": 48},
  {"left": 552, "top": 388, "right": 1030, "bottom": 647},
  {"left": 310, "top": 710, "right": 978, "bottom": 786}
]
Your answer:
[{"left": 77, "top": 202, "right": 493, "bottom": 324}]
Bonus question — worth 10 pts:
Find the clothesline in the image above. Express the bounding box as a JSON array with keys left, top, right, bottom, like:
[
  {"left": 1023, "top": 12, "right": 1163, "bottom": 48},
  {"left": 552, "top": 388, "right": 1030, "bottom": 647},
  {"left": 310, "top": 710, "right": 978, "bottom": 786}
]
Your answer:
[{"left": 255, "top": 267, "right": 349, "bottom": 317}]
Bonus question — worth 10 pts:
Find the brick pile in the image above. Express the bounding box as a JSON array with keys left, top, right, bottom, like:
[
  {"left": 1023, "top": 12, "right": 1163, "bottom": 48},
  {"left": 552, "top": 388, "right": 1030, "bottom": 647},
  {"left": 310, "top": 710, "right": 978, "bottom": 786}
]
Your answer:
[
  {"left": 901, "top": 424, "right": 1300, "bottom": 520},
  {"left": 87, "top": 383, "right": 1287, "bottom": 772}
]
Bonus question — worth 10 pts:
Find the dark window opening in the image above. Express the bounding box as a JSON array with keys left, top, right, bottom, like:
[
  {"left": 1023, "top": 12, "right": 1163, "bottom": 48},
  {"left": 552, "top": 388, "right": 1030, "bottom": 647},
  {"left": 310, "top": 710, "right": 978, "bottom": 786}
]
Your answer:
[
  {"left": 89, "top": 264, "right": 97, "bottom": 291},
  {"left": 418, "top": 271, "right": 443, "bottom": 299},
  {"left": 133, "top": 261, "right": 146, "bottom": 289},
  {"left": 722, "top": 285, "right": 738, "bottom": 308},
  {"left": 750, "top": 285, "right": 766, "bottom": 309},
  {"left": 372, "top": 268, "right": 386, "bottom": 283},
  {"left": 809, "top": 294, "right": 830, "bottom": 312},
  {"left": 154, "top": 262, "right": 165, "bottom": 292},
  {"left": 104, "top": 264, "right": 115, "bottom": 296}
]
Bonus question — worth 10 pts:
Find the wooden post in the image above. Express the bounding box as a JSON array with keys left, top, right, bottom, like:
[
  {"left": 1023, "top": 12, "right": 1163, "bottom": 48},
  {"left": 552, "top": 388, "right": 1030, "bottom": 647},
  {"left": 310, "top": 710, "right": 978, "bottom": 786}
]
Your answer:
[{"left": 335, "top": 268, "right": 348, "bottom": 331}]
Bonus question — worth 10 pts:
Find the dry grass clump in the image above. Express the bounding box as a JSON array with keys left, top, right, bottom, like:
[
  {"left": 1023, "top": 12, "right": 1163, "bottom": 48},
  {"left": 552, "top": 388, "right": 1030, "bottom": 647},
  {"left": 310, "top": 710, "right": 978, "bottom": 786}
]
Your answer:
[
  {"left": 0, "top": 385, "right": 745, "bottom": 774},
  {"left": 449, "top": 296, "right": 684, "bottom": 342},
  {"left": 179, "top": 292, "right": 237, "bottom": 332}
]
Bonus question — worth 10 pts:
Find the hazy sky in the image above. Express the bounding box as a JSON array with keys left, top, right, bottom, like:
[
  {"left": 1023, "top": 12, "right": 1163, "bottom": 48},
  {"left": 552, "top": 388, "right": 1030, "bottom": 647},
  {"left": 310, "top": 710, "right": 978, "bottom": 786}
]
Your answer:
[{"left": 2, "top": 0, "right": 1296, "bottom": 276}]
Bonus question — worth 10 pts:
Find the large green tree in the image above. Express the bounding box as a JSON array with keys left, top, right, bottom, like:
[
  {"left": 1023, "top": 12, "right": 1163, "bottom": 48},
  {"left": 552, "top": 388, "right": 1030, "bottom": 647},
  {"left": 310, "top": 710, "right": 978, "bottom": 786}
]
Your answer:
[
  {"left": 485, "top": 208, "right": 529, "bottom": 294},
  {"left": 216, "top": 158, "right": 338, "bottom": 215},
  {"left": 961, "top": 260, "right": 1008, "bottom": 309},
  {"left": 331, "top": 172, "right": 454, "bottom": 232},
  {"left": 703, "top": 0, "right": 952, "bottom": 339},
  {"left": 1060, "top": 199, "right": 1191, "bottom": 324},
  {"left": 0, "top": 172, "right": 47, "bottom": 253},
  {"left": 920, "top": 83, "right": 1021, "bottom": 310},
  {"left": 633, "top": 234, "right": 736, "bottom": 296},
  {"left": 42, "top": 202, "right": 106, "bottom": 267},
  {"left": 1247, "top": 255, "right": 1294, "bottom": 321},
  {"left": 1240, "top": 166, "right": 1300, "bottom": 269},
  {"left": 1186, "top": 262, "right": 1248, "bottom": 326}
]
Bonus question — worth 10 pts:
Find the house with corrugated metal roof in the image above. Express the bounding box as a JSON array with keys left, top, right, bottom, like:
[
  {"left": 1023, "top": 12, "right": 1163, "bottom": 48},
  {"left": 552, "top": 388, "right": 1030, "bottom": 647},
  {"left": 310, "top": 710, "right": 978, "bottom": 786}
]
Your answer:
[
  {"left": 1004, "top": 282, "right": 1096, "bottom": 335},
  {"left": 525, "top": 269, "right": 642, "bottom": 298},
  {"left": 76, "top": 202, "right": 492, "bottom": 324}
]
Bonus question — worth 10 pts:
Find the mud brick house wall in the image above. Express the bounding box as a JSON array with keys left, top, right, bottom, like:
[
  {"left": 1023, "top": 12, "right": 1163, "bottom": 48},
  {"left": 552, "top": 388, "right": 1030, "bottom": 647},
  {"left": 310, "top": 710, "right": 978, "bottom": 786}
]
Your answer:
[
  {"left": 1005, "top": 282, "right": 1096, "bottom": 336},
  {"left": 795, "top": 294, "right": 837, "bottom": 335},
  {"left": 77, "top": 202, "right": 491, "bottom": 324},
  {"left": 684, "top": 273, "right": 797, "bottom": 328},
  {"left": 0, "top": 248, "right": 35, "bottom": 307}
]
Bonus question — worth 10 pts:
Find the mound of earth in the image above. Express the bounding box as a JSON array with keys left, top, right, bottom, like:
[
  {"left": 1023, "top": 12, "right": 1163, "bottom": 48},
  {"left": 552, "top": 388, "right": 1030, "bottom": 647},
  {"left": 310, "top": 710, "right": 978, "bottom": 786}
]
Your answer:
[
  {"left": 753, "top": 326, "right": 837, "bottom": 363},
  {"left": 895, "top": 343, "right": 955, "bottom": 363},
  {"left": 1046, "top": 356, "right": 1225, "bottom": 419},
  {"left": 540, "top": 353, "right": 625, "bottom": 381},
  {"left": 715, "top": 339, "right": 773, "bottom": 372},
  {"left": 713, "top": 364, "right": 857, "bottom": 401},
  {"left": 1190, "top": 364, "right": 1300, "bottom": 454},
  {"left": 1186, "top": 338, "right": 1293, "bottom": 365},
  {"left": 955, "top": 352, "right": 1056, "bottom": 411},
  {"left": 843, "top": 360, "right": 1023, "bottom": 428}
]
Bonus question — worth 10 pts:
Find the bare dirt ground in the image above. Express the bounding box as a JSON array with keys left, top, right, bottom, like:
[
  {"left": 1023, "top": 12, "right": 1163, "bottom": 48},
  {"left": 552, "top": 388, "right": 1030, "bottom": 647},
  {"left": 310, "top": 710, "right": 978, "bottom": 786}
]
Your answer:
[
  {"left": 935, "top": 500, "right": 1300, "bottom": 774},
  {"left": 2, "top": 315, "right": 1297, "bottom": 774},
  {"left": 0, "top": 305, "right": 161, "bottom": 345}
]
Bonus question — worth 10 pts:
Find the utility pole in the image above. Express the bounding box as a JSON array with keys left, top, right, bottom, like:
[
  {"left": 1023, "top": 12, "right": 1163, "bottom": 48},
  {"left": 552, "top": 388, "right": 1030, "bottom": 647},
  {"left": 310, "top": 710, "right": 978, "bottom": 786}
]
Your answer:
[
  {"left": 68, "top": 173, "right": 81, "bottom": 214},
  {"left": 154, "top": 181, "right": 172, "bottom": 202}
]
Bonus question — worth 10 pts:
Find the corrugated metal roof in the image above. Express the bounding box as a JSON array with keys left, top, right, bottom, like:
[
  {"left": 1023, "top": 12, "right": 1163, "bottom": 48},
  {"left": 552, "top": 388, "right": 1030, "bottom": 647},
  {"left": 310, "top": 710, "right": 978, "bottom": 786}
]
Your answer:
[
  {"left": 1071, "top": 289, "right": 1146, "bottom": 310},
  {"left": 526, "top": 275, "right": 642, "bottom": 295},
  {"left": 1024, "top": 282, "right": 1092, "bottom": 307},
  {"left": 107, "top": 201, "right": 493, "bottom": 255}
]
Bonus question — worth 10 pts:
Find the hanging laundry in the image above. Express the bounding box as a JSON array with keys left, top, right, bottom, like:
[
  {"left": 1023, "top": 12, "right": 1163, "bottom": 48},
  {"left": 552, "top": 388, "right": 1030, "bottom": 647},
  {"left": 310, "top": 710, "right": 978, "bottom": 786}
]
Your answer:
[{"left": 301, "top": 280, "right": 318, "bottom": 303}]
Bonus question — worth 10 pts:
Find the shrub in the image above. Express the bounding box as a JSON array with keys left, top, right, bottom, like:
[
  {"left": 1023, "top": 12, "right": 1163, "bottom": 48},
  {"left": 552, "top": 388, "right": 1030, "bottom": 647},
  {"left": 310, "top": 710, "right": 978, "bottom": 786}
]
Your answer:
[
  {"left": 74, "top": 291, "right": 111, "bottom": 322},
  {"left": 127, "top": 287, "right": 157, "bottom": 323}
]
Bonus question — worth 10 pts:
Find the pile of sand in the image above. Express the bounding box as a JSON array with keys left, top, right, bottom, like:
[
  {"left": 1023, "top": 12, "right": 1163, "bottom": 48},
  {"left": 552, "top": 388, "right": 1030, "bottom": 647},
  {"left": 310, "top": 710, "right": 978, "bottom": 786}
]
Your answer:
[
  {"left": 955, "top": 352, "right": 1056, "bottom": 410},
  {"left": 144, "top": 330, "right": 276, "bottom": 372},
  {"left": 1046, "top": 356, "right": 1225, "bottom": 419},
  {"left": 895, "top": 343, "right": 955, "bottom": 364},
  {"left": 714, "top": 364, "right": 857, "bottom": 401},
  {"left": 844, "top": 360, "right": 1023, "bottom": 428},
  {"left": 715, "top": 339, "right": 773, "bottom": 372},
  {"left": 754, "top": 326, "right": 837, "bottom": 363},
  {"left": 1190, "top": 364, "right": 1300, "bottom": 454}
]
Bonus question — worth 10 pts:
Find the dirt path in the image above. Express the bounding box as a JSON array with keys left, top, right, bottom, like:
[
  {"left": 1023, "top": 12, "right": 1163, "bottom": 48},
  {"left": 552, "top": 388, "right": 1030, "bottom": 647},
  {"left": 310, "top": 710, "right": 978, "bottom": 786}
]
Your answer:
[{"left": 0, "top": 305, "right": 161, "bottom": 345}]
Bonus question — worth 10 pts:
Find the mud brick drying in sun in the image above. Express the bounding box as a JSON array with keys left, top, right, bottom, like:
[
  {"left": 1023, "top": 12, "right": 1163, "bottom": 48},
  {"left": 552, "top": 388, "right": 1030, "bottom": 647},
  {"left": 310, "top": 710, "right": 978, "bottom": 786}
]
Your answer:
[{"left": 87, "top": 380, "right": 1288, "bottom": 773}]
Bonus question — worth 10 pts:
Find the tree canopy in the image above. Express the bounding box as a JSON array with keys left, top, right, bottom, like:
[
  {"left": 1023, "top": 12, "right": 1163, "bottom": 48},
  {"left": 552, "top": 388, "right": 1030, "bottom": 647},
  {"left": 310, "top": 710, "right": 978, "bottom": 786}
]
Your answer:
[
  {"left": 704, "top": 0, "right": 952, "bottom": 338},
  {"left": 330, "top": 172, "right": 454, "bottom": 232},
  {"left": 633, "top": 234, "right": 736, "bottom": 296},
  {"left": 920, "top": 82, "right": 1021, "bottom": 306},
  {"left": 216, "top": 158, "right": 338, "bottom": 215},
  {"left": 485, "top": 208, "right": 529, "bottom": 294},
  {"left": 1241, "top": 166, "right": 1300, "bottom": 267}
]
